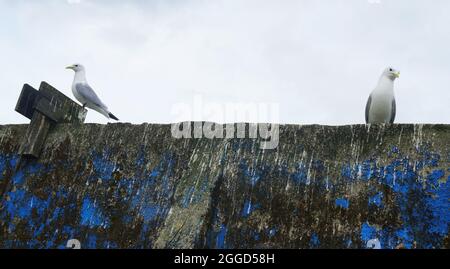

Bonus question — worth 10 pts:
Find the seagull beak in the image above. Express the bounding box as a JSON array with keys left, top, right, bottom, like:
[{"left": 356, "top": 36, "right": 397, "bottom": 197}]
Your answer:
[
  {"left": 66, "top": 65, "right": 74, "bottom": 70},
  {"left": 394, "top": 72, "right": 400, "bottom": 78}
]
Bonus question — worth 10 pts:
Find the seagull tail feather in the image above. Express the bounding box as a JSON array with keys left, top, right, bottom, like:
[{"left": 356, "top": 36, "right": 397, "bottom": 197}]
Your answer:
[{"left": 108, "top": 112, "right": 119, "bottom": 121}]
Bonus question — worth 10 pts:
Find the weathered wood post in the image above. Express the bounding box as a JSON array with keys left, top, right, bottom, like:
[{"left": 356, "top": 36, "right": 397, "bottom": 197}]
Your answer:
[{"left": 15, "top": 81, "right": 87, "bottom": 158}]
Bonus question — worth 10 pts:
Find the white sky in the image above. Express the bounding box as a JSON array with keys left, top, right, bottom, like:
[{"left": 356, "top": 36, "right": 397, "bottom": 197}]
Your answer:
[{"left": 0, "top": 0, "right": 449, "bottom": 125}]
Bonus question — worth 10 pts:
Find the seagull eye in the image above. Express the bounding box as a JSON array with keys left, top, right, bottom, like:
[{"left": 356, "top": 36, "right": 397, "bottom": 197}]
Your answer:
[{"left": 389, "top": 68, "right": 393, "bottom": 72}]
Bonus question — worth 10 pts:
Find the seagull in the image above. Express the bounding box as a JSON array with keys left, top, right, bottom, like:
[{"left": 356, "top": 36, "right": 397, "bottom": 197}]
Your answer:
[
  {"left": 365, "top": 67, "right": 400, "bottom": 124},
  {"left": 66, "top": 63, "right": 119, "bottom": 121}
]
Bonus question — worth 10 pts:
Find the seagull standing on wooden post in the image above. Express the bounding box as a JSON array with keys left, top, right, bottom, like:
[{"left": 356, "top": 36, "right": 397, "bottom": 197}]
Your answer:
[
  {"left": 66, "top": 63, "right": 119, "bottom": 121},
  {"left": 365, "top": 67, "right": 400, "bottom": 124}
]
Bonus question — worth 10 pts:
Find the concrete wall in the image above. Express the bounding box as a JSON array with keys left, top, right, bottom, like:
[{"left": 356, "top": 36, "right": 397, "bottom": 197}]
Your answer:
[{"left": 0, "top": 123, "right": 448, "bottom": 249}]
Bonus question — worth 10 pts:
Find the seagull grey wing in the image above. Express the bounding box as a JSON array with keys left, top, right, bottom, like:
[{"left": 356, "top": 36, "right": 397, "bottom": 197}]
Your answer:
[
  {"left": 75, "top": 83, "right": 107, "bottom": 109},
  {"left": 365, "top": 94, "right": 372, "bottom": 124},
  {"left": 390, "top": 98, "right": 396, "bottom": 124}
]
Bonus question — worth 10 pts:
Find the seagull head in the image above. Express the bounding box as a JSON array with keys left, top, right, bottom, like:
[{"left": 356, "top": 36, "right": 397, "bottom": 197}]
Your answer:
[
  {"left": 383, "top": 67, "right": 400, "bottom": 80},
  {"left": 66, "top": 63, "right": 85, "bottom": 72}
]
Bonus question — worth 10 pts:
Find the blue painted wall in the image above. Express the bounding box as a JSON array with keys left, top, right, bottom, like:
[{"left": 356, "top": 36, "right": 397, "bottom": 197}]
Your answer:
[{"left": 0, "top": 124, "right": 448, "bottom": 249}]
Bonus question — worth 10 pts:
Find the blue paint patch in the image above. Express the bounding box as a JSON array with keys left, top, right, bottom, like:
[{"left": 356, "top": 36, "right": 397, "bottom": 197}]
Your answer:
[
  {"left": 341, "top": 164, "right": 353, "bottom": 180},
  {"left": 86, "top": 234, "right": 97, "bottom": 249},
  {"left": 216, "top": 224, "right": 228, "bottom": 249},
  {"left": 11, "top": 171, "right": 25, "bottom": 185},
  {"left": 4, "top": 189, "right": 51, "bottom": 220},
  {"left": 427, "top": 169, "right": 445, "bottom": 187},
  {"left": 62, "top": 225, "right": 76, "bottom": 239},
  {"left": 337, "top": 149, "right": 449, "bottom": 248},
  {"left": 335, "top": 198, "right": 349, "bottom": 209},
  {"left": 395, "top": 227, "right": 413, "bottom": 249},
  {"left": 0, "top": 186, "right": 59, "bottom": 248},
  {"left": 129, "top": 153, "right": 176, "bottom": 224},
  {"left": 0, "top": 154, "right": 22, "bottom": 182},
  {"left": 149, "top": 169, "right": 160, "bottom": 178},
  {"left": 425, "top": 177, "right": 450, "bottom": 238},
  {"left": 361, "top": 222, "right": 377, "bottom": 242},
  {"left": 140, "top": 205, "right": 160, "bottom": 222},
  {"left": 8, "top": 154, "right": 19, "bottom": 169},
  {"left": 369, "top": 192, "right": 383, "bottom": 207},
  {"left": 6, "top": 158, "right": 49, "bottom": 186},
  {"left": 291, "top": 163, "right": 309, "bottom": 184},
  {"left": 310, "top": 233, "right": 320, "bottom": 248},
  {"left": 91, "top": 152, "right": 116, "bottom": 181},
  {"left": 80, "top": 197, "right": 110, "bottom": 228},
  {"left": 8, "top": 190, "right": 30, "bottom": 218}
]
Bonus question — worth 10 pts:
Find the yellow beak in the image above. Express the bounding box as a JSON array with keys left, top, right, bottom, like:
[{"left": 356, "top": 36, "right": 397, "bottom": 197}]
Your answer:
[
  {"left": 66, "top": 65, "right": 74, "bottom": 70},
  {"left": 394, "top": 72, "right": 400, "bottom": 78}
]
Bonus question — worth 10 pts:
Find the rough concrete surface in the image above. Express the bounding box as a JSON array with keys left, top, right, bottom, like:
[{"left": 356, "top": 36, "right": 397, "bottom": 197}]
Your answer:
[{"left": 0, "top": 123, "right": 448, "bottom": 249}]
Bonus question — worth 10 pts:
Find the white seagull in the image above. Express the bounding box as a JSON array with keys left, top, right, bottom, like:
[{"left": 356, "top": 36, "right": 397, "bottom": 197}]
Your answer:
[
  {"left": 66, "top": 63, "right": 119, "bottom": 121},
  {"left": 365, "top": 67, "right": 400, "bottom": 124}
]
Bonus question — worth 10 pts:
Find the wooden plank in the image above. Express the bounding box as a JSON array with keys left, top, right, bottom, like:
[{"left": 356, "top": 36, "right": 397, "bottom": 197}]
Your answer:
[
  {"left": 15, "top": 84, "right": 41, "bottom": 120},
  {"left": 34, "top": 98, "right": 61, "bottom": 122},
  {"left": 18, "top": 111, "right": 53, "bottom": 158},
  {"left": 38, "top": 81, "right": 87, "bottom": 123},
  {"left": 16, "top": 82, "right": 88, "bottom": 158}
]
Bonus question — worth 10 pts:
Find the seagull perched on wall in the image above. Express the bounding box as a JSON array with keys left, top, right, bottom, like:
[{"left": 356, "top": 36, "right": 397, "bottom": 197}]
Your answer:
[
  {"left": 365, "top": 67, "right": 400, "bottom": 124},
  {"left": 66, "top": 64, "right": 119, "bottom": 121}
]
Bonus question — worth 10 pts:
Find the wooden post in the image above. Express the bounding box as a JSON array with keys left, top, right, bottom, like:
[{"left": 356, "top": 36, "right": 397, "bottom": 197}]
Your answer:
[
  {"left": 15, "top": 82, "right": 87, "bottom": 158},
  {"left": 18, "top": 111, "right": 53, "bottom": 157}
]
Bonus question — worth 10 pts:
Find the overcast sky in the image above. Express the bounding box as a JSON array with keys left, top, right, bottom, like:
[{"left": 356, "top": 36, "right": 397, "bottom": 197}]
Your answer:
[{"left": 0, "top": 0, "right": 449, "bottom": 125}]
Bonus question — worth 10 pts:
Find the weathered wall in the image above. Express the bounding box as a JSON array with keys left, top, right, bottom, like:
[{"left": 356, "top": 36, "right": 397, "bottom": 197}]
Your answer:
[{"left": 0, "top": 123, "right": 448, "bottom": 249}]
